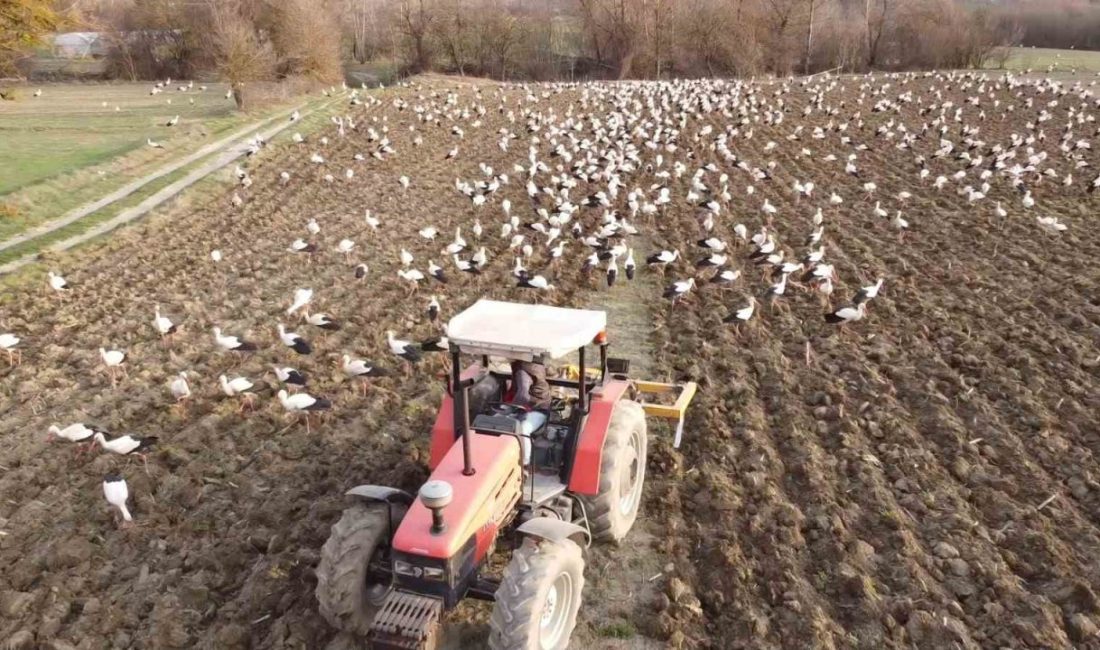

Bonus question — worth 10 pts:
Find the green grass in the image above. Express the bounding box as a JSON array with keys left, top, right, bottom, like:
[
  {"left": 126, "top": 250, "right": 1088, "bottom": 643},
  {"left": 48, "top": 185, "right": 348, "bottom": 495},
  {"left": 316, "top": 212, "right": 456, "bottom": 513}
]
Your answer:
[
  {"left": 344, "top": 59, "right": 403, "bottom": 87},
  {"left": 0, "top": 92, "right": 348, "bottom": 268},
  {"left": 988, "top": 47, "right": 1100, "bottom": 73},
  {"left": 0, "top": 82, "right": 241, "bottom": 196},
  {"left": 0, "top": 82, "right": 336, "bottom": 244},
  {"left": 0, "top": 164, "right": 196, "bottom": 267},
  {"left": 0, "top": 133, "right": 142, "bottom": 197},
  {"left": 597, "top": 621, "right": 637, "bottom": 639}
]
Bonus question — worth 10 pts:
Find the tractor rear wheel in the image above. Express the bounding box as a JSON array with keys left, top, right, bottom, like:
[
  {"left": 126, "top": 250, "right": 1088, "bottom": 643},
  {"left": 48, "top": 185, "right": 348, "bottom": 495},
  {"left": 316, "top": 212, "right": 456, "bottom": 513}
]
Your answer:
[
  {"left": 578, "top": 399, "right": 647, "bottom": 544},
  {"left": 488, "top": 537, "right": 585, "bottom": 650},
  {"left": 316, "top": 502, "right": 400, "bottom": 635}
]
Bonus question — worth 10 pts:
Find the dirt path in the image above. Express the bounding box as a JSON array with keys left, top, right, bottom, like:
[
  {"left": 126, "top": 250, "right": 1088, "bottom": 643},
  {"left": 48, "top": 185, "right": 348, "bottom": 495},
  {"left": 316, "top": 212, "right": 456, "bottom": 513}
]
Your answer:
[
  {"left": 0, "top": 95, "right": 340, "bottom": 272},
  {"left": 569, "top": 269, "right": 675, "bottom": 649}
]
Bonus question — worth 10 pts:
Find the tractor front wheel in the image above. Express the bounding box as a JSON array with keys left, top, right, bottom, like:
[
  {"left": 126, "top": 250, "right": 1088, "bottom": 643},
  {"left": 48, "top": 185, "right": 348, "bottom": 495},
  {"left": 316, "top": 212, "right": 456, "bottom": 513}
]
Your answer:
[
  {"left": 489, "top": 537, "right": 585, "bottom": 650},
  {"left": 578, "top": 399, "right": 647, "bottom": 544},
  {"left": 316, "top": 502, "right": 400, "bottom": 635}
]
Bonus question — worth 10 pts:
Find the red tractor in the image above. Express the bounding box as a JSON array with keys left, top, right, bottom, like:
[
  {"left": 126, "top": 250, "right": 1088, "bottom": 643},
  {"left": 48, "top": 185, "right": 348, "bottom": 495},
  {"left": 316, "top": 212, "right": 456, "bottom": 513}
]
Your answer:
[{"left": 315, "top": 300, "right": 695, "bottom": 649}]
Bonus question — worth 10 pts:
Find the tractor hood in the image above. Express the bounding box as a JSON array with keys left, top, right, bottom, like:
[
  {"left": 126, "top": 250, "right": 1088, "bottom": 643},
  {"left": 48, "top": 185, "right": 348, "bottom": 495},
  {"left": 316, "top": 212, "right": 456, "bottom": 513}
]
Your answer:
[{"left": 392, "top": 431, "right": 523, "bottom": 560}]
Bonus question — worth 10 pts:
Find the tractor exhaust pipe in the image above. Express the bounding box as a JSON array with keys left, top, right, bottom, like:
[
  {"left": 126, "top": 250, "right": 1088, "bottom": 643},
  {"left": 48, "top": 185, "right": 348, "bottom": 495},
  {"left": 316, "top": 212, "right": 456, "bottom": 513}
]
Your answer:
[
  {"left": 451, "top": 347, "right": 475, "bottom": 476},
  {"left": 419, "top": 481, "right": 453, "bottom": 535}
]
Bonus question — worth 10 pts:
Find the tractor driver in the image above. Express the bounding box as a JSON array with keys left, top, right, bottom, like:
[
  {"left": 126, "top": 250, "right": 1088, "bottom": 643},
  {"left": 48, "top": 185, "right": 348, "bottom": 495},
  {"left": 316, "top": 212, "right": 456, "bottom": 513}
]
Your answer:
[{"left": 507, "top": 359, "right": 550, "bottom": 436}]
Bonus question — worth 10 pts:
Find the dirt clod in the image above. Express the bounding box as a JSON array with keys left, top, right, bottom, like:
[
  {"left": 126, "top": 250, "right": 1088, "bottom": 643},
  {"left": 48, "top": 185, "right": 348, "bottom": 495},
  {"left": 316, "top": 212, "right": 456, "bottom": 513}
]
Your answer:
[
  {"left": 934, "top": 541, "right": 960, "bottom": 559},
  {"left": 1067, "top": 613, "right": 1100, "bottom": 641},
  {"left": 945, "top": 558, "right": 970, "bottom": 577},
  {"left": 667, "top": 577, "right": 690, "bottom": 603},
  {"left": 0, "top": 592, "right": 34, "bottom": 619},
  {"left": 46, "top": 538, "right": 94, "bottom": 570}
]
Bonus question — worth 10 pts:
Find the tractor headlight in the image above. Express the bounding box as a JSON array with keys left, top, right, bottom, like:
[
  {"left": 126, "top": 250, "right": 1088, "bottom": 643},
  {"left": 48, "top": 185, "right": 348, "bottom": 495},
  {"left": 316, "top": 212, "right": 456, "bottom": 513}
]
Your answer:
[
  {"left": 393, "top": 559, "right": 446, "bottom": 581},
  {"left": 393, "top": 560, "right": 420, "bottom": 577},
  {"left": 421, "top": 566, "right": 445, "bottom": 580}
]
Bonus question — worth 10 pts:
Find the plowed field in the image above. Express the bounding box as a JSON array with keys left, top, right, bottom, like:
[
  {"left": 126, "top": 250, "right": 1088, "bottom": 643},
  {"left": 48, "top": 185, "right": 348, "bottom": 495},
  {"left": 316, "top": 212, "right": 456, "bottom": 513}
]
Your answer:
[{"left": 1, "top": 72, "right": 1098, "bottom": 649}]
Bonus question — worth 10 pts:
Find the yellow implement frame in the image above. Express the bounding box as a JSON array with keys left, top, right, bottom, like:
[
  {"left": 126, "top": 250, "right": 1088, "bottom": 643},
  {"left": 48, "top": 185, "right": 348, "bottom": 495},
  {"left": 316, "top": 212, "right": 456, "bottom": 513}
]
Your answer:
[{"left": 561, "top": 365, "right": 697, "bottom": 448}]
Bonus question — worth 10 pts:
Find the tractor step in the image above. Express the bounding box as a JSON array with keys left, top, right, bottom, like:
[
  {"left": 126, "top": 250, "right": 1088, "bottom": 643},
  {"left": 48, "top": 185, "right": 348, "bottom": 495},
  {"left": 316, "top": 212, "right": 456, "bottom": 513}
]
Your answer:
[{"left": 368, "top": 591, "right": 442, "bottom": 650}]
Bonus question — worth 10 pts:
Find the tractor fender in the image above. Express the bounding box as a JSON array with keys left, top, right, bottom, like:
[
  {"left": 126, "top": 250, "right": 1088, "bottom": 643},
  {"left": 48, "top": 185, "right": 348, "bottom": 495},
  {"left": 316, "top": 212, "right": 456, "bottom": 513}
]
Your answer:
[
  {"left": 345, "top": 485, "right": 414, "bottom": 537},
  {"left": 516, "top": 517, "right": 591, "bottom": 549}
]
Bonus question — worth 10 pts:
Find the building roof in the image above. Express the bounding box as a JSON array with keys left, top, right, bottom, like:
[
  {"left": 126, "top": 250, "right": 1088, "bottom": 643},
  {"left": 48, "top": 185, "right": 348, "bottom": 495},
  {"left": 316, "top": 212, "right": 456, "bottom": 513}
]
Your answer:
[{"left": 53, "top": 32, "right": 109, "bottom": 58}]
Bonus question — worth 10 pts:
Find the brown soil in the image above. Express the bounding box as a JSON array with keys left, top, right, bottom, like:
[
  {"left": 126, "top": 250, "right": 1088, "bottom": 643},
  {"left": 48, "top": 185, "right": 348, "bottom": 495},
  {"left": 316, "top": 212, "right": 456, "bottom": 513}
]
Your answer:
[{"left": 1, "top": 73, "right": 1099, "bottom": 650}]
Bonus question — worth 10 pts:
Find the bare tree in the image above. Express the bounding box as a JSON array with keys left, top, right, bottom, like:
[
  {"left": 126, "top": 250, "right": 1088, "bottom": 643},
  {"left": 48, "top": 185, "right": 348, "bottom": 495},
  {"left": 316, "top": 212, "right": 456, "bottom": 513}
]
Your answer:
[
  {"left": 434, "top": 0, "right": 475, "bottom": 75},
  {"left": 865, "top": 0, "right": 891, "bottom": 68},
  {"left": 804, "top": 0, "right": 816, "bottom": 73},
  {"left": 577, "top": 0, "right": 642, "bottom": 78},
  {"left": 760, "top": 0, "right": 801, "bottom": 73},
  {"left": 398, "top": 0, "right": 434, "bottom": 72},
  {"left": 344, "top": 0, "right": 382, "bottom": 63},
  {"left": 644, "top": 0, "right": 671, "bottom": 78},
  {"left": 268, "top": 0, "right": 343, "bottom": 82},
  {"left": 203, "top": 0, "right": 276, "bottom": 108},
  {"left": 481, "top": 9, "right": 521, "bottom": 80}
]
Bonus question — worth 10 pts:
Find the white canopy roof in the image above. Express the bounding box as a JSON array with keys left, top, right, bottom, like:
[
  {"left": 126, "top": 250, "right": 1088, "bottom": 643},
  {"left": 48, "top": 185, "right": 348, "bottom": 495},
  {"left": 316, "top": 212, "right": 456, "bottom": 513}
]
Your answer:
[{"left": 446, "top": 300, "right": 607, "bottom": 360}]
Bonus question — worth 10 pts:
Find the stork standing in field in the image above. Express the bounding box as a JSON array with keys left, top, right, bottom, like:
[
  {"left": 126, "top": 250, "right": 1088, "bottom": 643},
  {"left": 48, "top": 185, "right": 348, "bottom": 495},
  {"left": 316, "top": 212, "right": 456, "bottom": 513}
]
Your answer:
[
  {"left": 220, "top": 374, "right": 258, "bottom": 412},
  {"left": 517, "top": 274, "right": 554, "bottom": 292},
  {"left": 93, "top": 432, "right": 158, "bottom": 473},
  {"left": 272, "top": 365, "right": 306, "bottom": 392},
  {"left": 646, "top": 249, "right": 679, "bottom": 275},
  {"left": 724, "top": 296, "right": 756, "bottom": 335},
  {"left": 48, "top": 271, "right": 69, "bottom": 299},
  {"left": 169, "top": 372, "right": 191, "bottom": 406},
  {"left": 278, "top": 324, "right": 312, "bottom": 355},
  {"left": 335, "top": 239, "right": 355, "bottom": 263},
  {"left": 277, "top": 390, "right": 331, "bottom": 433},
  {"left": 854, "top": 278, "right": 884, "bottom": 304},
  {"left": 428, "top": 260, "right": 447, "bottom": 284},
  {"left": 48, "top": 422, "right": 103, "bottom": 454},
  {"left": 826, "top": 302, "right": 868, "bottom": 325},
  {"left": 213, "top": 327, "right": 257, "bottom": 357},
  {"left": 287, "top": 288, "right": 313, "bottom": 316},
  {"left": 306, "top": 312, "right": 341, "bottom": 332},
  {"left": 663, "top": 277, "right": 696, "bottom": 307},
  {"left": 342, "top": 355, "right": 389, "bottom": 396},
  {"left": 103, "top": 474, "right": 133, "bottom": 527},
  {"left": 152, "top": 305, "right": 177, "bottom": 343},
  {"left": 288, "top": 238, "right": 317, "bottom": 263},
  {"left": 0, "top": 333, "right": 20, "bottom": 366},
  {"left": 99, "top": 348, "right": 127, "bottom": 385},
  {"left": 398, "top": 268, "right": 425, "bottom": 294},
  {"left": 1037, "top": 216, "right": 1067, "bottom": 233},
  {"left": 387, "top": 331, "right": 422, "bottom": 376}
]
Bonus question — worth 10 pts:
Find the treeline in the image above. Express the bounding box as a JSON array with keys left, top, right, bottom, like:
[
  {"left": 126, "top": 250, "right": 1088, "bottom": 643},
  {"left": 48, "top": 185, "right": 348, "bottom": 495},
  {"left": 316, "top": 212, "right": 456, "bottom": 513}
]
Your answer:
[
  {"left": 989, "top": 0, "right": 1100, "bottom": 51},
  {"left": 73, "top": 0, "right": 1014, "bottom": 87}
]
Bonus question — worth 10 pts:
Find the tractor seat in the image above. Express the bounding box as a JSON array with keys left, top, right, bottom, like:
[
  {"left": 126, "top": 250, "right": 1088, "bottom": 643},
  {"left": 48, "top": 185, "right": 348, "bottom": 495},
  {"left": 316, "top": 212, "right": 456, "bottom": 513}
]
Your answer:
[{"left": 467, "top": 372, "right": 504, "bottom": 416}]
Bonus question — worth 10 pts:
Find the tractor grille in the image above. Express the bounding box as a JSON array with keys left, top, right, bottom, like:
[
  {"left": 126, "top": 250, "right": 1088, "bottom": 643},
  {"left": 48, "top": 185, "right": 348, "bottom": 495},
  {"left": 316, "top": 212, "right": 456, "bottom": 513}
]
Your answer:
[{"left": 369, "top": 591, "right": 442, "bottom": 650}]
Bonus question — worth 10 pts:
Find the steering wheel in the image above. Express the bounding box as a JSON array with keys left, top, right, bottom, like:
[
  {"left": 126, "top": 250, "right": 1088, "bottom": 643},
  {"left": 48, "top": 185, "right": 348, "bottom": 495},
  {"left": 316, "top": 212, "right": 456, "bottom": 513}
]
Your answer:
[{"left": 492, "top": 403, "right": 527, "bottom": 416}]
